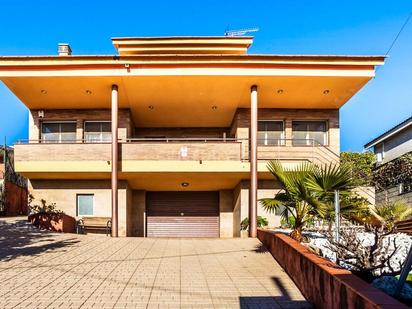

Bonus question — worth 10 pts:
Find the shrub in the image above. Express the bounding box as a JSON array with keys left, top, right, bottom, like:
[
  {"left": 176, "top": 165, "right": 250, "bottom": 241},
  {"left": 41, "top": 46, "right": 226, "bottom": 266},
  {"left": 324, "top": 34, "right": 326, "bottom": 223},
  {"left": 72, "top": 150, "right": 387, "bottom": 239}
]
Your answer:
[
  {"left": 28, "top": 194, "right": 61, "bottom": 214},
  {"left": 240, "top": 216, "right": 269, "bottom": 230},
  {"left": 340, "top": 151, "right": 375, "bottom": 186},
  {"left": 325, "top": 225, "right": 403, "bottom": 282}
]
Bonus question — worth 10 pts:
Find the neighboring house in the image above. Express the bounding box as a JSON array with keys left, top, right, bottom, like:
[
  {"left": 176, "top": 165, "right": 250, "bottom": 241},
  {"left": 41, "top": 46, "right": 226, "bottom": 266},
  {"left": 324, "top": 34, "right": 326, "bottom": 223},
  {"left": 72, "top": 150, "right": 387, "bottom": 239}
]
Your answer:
[
  {"left": 365, "top": 116, "right": 412, "bottom": 205},
  {"left": 0, "top": 36, "right": 384, "bottom": 237},
  {"left": 0, "top": 146, "right": 28, "bottom": 216},
  {"left": 365, "top": 116, "right": 412, "bottom": 165}
]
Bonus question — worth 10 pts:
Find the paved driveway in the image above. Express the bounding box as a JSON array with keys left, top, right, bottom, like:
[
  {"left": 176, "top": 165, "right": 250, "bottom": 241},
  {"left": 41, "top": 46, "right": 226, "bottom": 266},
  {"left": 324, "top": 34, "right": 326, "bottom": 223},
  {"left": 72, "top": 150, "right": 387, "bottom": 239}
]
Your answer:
[{"left": 0, "top": 218, "right": 311, "bottom": 309}]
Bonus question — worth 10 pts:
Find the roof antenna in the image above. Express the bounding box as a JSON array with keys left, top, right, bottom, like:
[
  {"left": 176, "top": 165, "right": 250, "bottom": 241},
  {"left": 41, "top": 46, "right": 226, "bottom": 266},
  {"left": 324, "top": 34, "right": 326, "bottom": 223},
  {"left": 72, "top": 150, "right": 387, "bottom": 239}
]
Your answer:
[{"left": 224, "top": 28, "right": 259, "bottom": 37}]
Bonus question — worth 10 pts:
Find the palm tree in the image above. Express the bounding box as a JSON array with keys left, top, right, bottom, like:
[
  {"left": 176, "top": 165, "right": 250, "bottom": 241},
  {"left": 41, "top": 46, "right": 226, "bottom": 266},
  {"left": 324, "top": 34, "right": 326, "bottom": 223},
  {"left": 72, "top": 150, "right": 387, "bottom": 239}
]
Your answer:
[
  {"left": 260, "top": 160, "right": 327, "bottom": 242},
  {"left": 305, "top": 163, "right": 371, "bottom": 230},
  {"left": 370, "top": 200, "right": 412, "bottom": 231},
  {"left": 260, "top": 160, "right": 361, "bottom": 241}
]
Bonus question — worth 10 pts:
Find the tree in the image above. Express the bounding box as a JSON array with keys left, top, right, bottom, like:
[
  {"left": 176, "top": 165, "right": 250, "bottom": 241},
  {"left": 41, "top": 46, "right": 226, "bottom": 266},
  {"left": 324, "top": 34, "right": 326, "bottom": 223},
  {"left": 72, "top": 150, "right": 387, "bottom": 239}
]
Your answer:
[
  {"left": 260, "top": 160, "right": 327, "bottom": 242},
  {"left": 260, "top": 160, "right": 364, "bottom": 241},
  {"left": 370, "top": 200, "right": 412, "bottom": 231},
  {"left": 326, "top": 225, "right": 402, "bottom": 282},
  {"left": 340, "top": 151, "right": 375, "bottom": 186}
]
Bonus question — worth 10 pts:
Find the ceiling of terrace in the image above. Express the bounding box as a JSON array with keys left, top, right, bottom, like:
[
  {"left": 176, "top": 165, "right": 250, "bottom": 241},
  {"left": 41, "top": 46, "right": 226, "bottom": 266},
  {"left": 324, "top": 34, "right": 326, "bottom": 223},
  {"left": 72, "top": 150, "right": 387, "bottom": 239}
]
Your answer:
[{"left": 1, "top": 74, "right": 372, "bottom": 127}]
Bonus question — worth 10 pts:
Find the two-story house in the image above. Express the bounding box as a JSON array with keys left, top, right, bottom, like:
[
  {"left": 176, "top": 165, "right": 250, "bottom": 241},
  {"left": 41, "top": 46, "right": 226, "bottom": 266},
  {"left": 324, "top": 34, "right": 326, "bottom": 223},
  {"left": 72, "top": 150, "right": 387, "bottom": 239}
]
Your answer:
[
  {"left": 0, "top": 36, "right": 384, "bottom": 237},
  {"left": 365, "top": 116, "right": 412, "bottom": 205}
]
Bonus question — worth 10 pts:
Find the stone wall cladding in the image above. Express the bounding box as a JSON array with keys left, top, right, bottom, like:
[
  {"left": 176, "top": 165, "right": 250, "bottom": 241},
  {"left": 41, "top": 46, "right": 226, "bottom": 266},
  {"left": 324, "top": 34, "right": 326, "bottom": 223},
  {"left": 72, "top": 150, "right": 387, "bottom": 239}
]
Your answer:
[{"left": 257, "top": 229, "right": 407, "bottom": 309}]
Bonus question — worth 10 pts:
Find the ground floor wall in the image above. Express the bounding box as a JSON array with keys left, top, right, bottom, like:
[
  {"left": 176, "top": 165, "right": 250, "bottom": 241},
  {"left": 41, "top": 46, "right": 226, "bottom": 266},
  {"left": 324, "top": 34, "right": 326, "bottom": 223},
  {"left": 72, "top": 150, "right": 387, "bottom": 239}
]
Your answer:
[
  {"left": 29, "top": 178, "right": 283, "bottom": 238},
  {"left": 29, "top": 179, "right": 130, "bottom": 236},
  {"left": 233, "top": 180, "right": 282, "bottom": 237}
]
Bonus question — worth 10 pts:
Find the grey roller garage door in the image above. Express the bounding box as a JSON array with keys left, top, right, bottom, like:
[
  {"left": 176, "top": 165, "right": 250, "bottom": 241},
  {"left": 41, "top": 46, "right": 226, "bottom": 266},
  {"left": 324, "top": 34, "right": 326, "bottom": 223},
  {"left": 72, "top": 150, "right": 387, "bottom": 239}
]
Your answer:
[{"left": 146, "top": 191, "right": 219, "bottom": 238}]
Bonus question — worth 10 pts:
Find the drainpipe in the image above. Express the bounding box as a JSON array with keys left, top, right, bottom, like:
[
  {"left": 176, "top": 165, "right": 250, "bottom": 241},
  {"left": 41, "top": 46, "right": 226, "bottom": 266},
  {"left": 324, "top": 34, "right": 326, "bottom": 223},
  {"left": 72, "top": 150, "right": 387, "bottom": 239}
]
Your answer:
[
  {"left": 111, "top": 85, "right": 119, "bottom": 237},
  {"left": 249, "top": 85, "right": 258, "bottom": 237}
]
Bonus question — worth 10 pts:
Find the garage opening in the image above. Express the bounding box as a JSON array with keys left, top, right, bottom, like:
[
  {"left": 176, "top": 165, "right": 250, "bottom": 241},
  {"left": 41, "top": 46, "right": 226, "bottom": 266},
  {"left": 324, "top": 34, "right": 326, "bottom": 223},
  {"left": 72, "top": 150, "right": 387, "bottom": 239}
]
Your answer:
[{"left": 146, "top": 191, "right": 219, "bottom": 238}]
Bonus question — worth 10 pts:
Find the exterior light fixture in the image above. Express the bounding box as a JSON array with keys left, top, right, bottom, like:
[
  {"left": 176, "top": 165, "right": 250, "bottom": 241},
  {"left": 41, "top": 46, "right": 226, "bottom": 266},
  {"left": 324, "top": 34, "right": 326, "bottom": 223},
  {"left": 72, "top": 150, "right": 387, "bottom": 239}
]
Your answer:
[
  {"left": 212, "top": 105, "right": 217, "bottom": 110},
  {"left": 148, "top": 105, "right": 154, "bottom": 110},
  {"left": 323, "top": 89, "right": 330, "bottom": 95},
  {"left": 85, "top": 90, "right": 92, "bottom": 95},
  {"left": 40, "top": 90, "right": 47, "bottom": 94},
  {"left": 181, "top": 182, "right": 189, "bottom": 187},
  {"left": 277, "top": 89, "right": 284, "bottom": 94}
]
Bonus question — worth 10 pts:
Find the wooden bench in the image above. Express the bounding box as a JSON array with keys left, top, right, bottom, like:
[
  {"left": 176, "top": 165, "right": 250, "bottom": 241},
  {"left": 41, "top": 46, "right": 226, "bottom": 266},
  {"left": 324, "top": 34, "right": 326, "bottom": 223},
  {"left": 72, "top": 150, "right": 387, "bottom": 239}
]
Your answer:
[{"left": 77, "top": 217, "right": 112, "bottom": 236}]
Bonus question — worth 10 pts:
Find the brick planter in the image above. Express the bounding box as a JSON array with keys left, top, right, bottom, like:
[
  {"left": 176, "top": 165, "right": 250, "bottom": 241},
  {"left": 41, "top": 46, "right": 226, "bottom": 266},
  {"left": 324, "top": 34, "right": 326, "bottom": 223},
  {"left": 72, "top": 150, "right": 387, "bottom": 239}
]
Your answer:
[
  {"left": 257, "top": 229, "right": 407, "bottom": 309},
  {"left": 28, "top": 213, "right": 76, "bottom": 233}
]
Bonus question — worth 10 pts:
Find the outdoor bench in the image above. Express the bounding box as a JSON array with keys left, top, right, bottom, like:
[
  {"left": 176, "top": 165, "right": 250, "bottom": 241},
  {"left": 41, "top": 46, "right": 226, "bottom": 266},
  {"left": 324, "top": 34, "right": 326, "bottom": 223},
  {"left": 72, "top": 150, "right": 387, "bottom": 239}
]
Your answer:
[{"left": 76, "top": 217, "right": 112, "bottom": 236}]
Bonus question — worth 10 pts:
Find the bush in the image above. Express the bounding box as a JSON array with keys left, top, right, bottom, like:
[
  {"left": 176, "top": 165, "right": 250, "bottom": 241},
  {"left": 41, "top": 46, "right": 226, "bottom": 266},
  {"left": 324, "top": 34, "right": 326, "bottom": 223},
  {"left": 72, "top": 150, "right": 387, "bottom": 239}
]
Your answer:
[
  {"left": 240, "top": 216, "right": 269, "bottom": 230},
  {"left": 28, "top": 194, "right": 61, "bottom": 214},
  {"left": 280, "top": 216, "right": 296, "bottom": 228},
  {"left": 340, "top": 152, "right": 375, "bottom": 186}
]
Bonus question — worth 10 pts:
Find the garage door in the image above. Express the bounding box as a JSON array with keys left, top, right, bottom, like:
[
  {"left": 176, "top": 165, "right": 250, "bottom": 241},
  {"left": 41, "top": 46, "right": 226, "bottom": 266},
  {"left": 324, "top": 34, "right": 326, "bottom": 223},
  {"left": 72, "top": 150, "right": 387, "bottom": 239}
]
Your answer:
[{"left": 146, "top": 191, "right": 219, "bottom": 238}]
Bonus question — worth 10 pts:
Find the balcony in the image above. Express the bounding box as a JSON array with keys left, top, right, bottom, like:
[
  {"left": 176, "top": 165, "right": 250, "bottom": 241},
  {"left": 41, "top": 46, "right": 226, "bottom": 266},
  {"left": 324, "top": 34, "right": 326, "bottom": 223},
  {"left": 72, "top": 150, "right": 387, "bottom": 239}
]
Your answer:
[
  {"left": 13, "top": 137, "right": 339, "bottom": 175},
  {"left": 122, "top": 138, "right": 242, "bottom": 161},
  {"left": 14, "top": 142, "right": 112, "bottom": 173},
  {"left": 257, "top": 139, "right": 339, "bottom": 166}
]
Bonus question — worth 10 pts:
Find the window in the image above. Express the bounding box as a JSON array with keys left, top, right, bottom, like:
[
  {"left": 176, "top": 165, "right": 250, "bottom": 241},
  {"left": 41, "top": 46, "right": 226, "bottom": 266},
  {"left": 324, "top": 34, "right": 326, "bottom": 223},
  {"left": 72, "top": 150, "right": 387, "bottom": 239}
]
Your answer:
[
  {"left": 292, "top": 121, "right": 327, "bottom": 146},
  {"left": 84, "top": 121, "right": 111, "bottom": 143},
  {"left": 41, "top": 122, "right": 76, "bottom": 143},
  {"left": 77, "top": 194, "right": 94, "bottom": 216},
  {"left": 258, "top": 121, "right": 284, "bottom": 146}
]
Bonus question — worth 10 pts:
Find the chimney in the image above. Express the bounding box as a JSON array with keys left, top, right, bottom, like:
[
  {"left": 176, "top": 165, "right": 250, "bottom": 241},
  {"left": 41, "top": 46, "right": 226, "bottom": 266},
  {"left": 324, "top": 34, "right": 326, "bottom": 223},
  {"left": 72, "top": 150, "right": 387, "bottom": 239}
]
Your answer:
[{"left": 58, "top": 43, "right": 72, "bottom": 56}]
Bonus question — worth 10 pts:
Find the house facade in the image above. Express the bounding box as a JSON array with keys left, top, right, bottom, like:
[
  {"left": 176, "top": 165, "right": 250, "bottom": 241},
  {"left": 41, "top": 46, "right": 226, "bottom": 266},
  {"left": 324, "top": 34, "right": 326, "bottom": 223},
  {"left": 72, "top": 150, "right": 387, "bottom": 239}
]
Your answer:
[
  {"left": 0, "top": 36, "right": 384, "bottom": 237},
  {"left": 365, "top": 116, "right": 412, "bottom": 205}
]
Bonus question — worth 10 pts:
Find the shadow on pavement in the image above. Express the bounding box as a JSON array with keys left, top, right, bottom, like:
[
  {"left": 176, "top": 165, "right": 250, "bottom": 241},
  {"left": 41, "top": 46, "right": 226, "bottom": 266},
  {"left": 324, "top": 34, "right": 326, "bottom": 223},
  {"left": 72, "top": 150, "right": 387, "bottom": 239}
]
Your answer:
[{"left": 0, "top": 217, "right": 79, "bottom": 262}]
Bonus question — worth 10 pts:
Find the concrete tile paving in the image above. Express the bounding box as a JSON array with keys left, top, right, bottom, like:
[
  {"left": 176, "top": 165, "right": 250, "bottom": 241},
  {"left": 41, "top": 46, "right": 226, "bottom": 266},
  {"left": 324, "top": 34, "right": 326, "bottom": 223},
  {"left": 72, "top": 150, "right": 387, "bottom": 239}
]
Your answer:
[{"left": 0, "top": 218, "right": 311, "bottom": 309}]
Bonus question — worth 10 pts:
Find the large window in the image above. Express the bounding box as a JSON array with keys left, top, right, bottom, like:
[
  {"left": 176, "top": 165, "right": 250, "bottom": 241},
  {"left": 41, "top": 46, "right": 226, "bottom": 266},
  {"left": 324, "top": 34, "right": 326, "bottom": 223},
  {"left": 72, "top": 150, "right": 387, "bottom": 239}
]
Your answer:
[
  {"left": 84, "top": 121, "right": 111, "bottom": 143},
  {"left": 258, "top": 121, "right": 284, "bottom": 146},
  {"left": 77, "top": 194, "right": 94, "bottom": 216},
  {"left": 292, "top": 121, "right": 327, "bottom": 146},
  {"left": 41, "top": 122, "right": 76, "bottom": 143}
]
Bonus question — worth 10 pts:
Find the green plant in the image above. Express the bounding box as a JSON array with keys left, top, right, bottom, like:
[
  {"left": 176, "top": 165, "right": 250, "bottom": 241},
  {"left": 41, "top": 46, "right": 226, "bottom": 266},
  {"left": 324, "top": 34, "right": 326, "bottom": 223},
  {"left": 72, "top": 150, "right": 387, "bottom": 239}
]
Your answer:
[
  {"left": 373, "top": 152, "right": 412, "bottom": 193},
  {"left": 280, "top": 216, "right": 296, "bottom": 228},
  {"left": 29, "top": 194, "right": 61, "bottom": 214},
  {"left": 260, "top": 160, "right": 359, "bottom": 242},
  {"left": 240, "top": 216, "right": 269, "bottom": 230},
  {"left": 370, "top": 200, "right": 412, "bottom": 231},
  {"left": 260, "top": 161, "right": 327, "bottom": 242},
  {"left": 340, "top": 151, "right": 375, "bottom": 186}
]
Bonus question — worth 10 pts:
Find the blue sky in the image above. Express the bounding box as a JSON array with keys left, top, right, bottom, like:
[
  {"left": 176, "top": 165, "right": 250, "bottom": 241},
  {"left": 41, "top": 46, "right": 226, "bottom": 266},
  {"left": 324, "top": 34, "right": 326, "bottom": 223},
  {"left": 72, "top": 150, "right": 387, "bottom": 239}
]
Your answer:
[{"left": 0, "top": 1, "right": 411, "bottom": 151}]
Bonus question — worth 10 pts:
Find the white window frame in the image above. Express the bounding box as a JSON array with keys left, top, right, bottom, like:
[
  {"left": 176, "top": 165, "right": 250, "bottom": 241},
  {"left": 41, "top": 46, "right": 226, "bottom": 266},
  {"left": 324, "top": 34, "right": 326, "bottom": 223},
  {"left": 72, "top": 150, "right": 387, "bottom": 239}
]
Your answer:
[
  {"left": 292, "top": 120, "right": 329, "bottom": 146},
  {"left": 76, "top": 194, "right": 94, "bottom": 217},
  {"left": 258, "top": 120, "right": 285, "bottom": 146},
  {"left": 41, "top": 121, "right": 77, "bottom": 143},
  {"left": 83, "top": 120, "right": 111, "bottom": 143}
]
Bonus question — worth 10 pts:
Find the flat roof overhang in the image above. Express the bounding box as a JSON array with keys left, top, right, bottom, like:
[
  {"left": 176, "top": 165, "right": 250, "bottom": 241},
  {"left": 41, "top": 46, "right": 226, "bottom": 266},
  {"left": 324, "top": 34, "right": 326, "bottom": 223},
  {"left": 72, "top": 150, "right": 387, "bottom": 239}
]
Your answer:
[{"left": 0, "top": 54, "right": 385, "bottom": 127}]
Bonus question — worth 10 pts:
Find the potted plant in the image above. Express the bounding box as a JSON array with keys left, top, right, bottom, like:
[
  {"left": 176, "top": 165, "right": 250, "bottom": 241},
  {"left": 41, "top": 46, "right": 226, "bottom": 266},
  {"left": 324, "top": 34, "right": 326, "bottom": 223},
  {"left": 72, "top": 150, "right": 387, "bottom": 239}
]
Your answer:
[{"left": 28, "top": 194, "right": 75, "bottom": 233}]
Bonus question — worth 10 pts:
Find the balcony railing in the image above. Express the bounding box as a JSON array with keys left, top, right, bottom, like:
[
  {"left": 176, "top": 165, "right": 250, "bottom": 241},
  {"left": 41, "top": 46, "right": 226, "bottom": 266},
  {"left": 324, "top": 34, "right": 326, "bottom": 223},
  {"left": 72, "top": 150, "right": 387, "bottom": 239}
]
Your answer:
[{"left": 15, "top": 137, "right": 339, "bottom": 165}]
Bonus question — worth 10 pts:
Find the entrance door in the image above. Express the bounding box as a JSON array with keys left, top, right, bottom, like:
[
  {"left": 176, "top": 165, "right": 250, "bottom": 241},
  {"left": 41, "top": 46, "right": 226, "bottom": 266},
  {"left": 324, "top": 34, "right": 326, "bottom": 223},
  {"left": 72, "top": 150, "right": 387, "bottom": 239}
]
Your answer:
[{"left": 146, "top": 191, "right": 219, "bottom": 237}]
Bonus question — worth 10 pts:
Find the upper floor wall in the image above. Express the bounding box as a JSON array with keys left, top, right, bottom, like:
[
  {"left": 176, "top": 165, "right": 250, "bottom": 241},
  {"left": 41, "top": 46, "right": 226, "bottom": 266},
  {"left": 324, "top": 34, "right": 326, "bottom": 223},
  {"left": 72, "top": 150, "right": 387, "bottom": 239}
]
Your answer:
[
  {"left": 374, "top": 126, "right": 412, "bottom": 164},
  {"left": 231, "top": 108, "right": 340, "bottom": 163},
  {"left": 28, "top": 109, "right": 134, "bottom": 142},
  {"left": 19, "top": 107, "right": 340, "bottom": 168}
]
